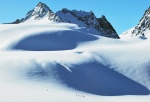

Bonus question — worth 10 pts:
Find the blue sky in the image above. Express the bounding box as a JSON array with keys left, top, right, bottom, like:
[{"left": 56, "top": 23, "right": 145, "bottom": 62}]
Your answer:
[{"left": 0, "top": 0, "right": 149, "bottom": 34}]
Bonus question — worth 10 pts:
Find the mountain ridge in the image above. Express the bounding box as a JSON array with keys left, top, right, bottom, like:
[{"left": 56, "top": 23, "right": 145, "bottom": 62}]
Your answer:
[
  {"left": 10, "top": 2, "right": 119, "bottom": 39},
  {"left": 56, "top": 8, "right": 119, "bottom": 38}
]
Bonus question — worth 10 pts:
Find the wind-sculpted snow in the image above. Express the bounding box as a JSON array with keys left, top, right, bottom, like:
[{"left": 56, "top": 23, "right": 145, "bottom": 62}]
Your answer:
[
  {"left": 0, "top": 56, "right": 149, "bottom": 96},
  {"left": 1, "top": 12, "right": 150, "bottom": 101},
  {"left": 41, "top": 61, "right": 149, "bottom": 96},
  {"left": 12, "top": 30, "right": 98, "bottom": 51}
]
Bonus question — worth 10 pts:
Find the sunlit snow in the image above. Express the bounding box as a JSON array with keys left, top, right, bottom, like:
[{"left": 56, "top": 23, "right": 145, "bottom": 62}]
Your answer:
[{"left": 0, "top": 18, "right": 150, "bottom": 102}]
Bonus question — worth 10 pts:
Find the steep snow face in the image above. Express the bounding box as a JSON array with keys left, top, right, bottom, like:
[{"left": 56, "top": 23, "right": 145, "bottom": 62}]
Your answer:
[
  {"left": 12, "top": 2, "right": 60, "bottom": 23},
  {"left": 56, "top": 8, "right": 119, "bottom": 39},
  {"left": 122, "top": 7, "right": 150, "bottom": 38}
]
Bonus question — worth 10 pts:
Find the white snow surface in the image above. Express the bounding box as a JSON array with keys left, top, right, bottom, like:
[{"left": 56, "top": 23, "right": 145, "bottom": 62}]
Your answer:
[{"left": 0, "top": 21, "right": 150, "bottom": 102}]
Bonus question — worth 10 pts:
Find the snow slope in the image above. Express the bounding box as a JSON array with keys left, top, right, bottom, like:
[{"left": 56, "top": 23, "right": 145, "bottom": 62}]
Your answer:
[{"left": 0, "top": 20, "right": 150, "bottom": 102}]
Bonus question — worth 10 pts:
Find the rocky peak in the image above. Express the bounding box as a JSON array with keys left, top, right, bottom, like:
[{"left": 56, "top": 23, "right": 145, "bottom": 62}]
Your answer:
[
  {"left": 28, "top": 2, "right": 51, "bottom": 19},
  {"left": 26, "top": 2, "right": 60, "bottom": 21},
  {"left": 36, "top": 2, "right": 45, "bottom": 7},
  {"left": 11, "top": 2, "right": 60, "bottom": 23},
  {"left": 98, "top": 15, "right": 117, "bottom": 36},
  {"left": 56, "top": 9, "right": 119, "bottom": 39},
  {"left": 132, "top": 7, "right": 150, "bottom": 36},
  {"left": 101, "top": 15, "right": 106, "bottom": 20},
  {"left": 61, "top": 8, "right": 70, "bottom": 13}
]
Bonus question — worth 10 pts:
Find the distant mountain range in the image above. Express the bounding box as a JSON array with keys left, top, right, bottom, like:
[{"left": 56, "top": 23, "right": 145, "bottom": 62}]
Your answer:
[{"left": 10, "top": 2, "right": 119, "bottom": 39}]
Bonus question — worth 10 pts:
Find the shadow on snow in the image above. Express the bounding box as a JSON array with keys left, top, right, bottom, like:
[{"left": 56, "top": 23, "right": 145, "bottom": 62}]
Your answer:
[
  {"left": 13, "top": 30, "right": 98, "bottom": 51},
  {"left": 27, "top": 61, "right": 150, "bottom": 96}
]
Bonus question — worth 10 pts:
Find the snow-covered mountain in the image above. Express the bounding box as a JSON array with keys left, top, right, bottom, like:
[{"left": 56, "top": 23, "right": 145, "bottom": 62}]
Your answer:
[
  {"left": 132, "top": 7, "right": 150, "bottom": 36},
  {"left": 57, "top": 9, "right": 119, "bottom": 38},
  {"left": 1, "top": 2, "right": 150, "bottom": 102},
  {"left": 121, "top": 6, "right": 150, "bottom": 38},
  {"left": 11, "top": 2, "right": 119, "bottom": 39},
  {"left": 11, "top": 2, "right": 60, "bottom": 23}
]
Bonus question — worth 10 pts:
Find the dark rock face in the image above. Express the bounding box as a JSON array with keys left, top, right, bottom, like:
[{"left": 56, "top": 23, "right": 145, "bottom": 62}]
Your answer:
[{"left": 98, "top": 15, "right": 118, "bottom": 38}]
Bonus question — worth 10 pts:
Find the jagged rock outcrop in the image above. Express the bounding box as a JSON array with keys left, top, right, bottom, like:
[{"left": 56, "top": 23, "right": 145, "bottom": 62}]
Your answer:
[
  {"left": 132, "top": 7, "right": 150, "bottom": 36},
  {"left": 98, "top": 15, "right": 118, "bottom": 38}
]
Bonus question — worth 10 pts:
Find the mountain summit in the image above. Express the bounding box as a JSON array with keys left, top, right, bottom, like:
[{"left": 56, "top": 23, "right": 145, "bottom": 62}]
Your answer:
[
  {"left": 11, "top": 2, "right": 119, "bottom": 39},
  {"left": 12, "top": 2, "right": 60, "bottom": 23},
  {"left": 121, "top": 6, "right": 150, "bottom": 38},
  {"left": 25, "top": 2, "right": 60, "bottom": 21},
  {"left": 132, "top": 7, "right": 150, "bottom": 36},
  {"left": 97, "top": 15, "right": 118, "bottom": 37}
]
